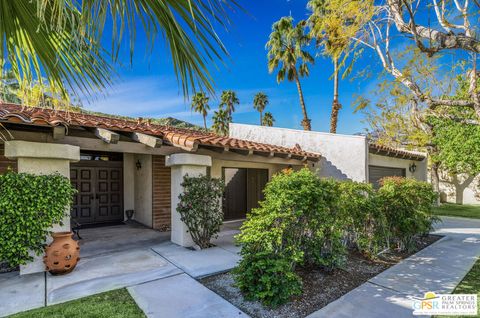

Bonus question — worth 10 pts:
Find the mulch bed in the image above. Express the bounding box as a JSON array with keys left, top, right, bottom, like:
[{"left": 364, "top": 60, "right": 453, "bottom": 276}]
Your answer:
[{"left": 200, "top": 234, "right": 442, "bottom": 318}]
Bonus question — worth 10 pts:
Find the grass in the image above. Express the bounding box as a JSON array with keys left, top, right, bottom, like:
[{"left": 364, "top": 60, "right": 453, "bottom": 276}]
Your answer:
[
  {"left": 9, "top": 288, "right": 145, "bottom": 318},
  {"left": 433, "top": 203, "right": 480, "bottom": 219},
  {"left": 436, "top": 258, "right": 480, "bottom": 318}
]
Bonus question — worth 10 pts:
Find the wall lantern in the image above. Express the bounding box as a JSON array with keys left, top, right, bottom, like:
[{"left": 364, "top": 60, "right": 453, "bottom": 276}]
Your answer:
[
  {"left": 409, "top": 162, "right": 417, "bottom": 173},
  {"left": 136, "top": 160, "right": 142, "bottom": 170}
]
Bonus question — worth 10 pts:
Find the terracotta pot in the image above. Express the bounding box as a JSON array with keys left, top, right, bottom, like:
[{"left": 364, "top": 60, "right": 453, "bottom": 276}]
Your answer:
[{"left": 44, "top": 231, "right": 80, "bottom": 275}]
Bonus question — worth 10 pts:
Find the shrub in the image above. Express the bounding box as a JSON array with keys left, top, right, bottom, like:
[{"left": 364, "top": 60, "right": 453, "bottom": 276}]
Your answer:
[
  {"left": 234, "top": 169, "right": 346, "bottom": 306},
  {"left": 377, "top": 177, "right": 439, "bottom": 250},
  {"left": 177, "top": 174, "right": 224, "bottom": 249},
  {"left": 339, "top": 181, "right": 389, "bottom": 258},
  {"left": 0, "top": 172, "right": 76, "bottom": 267}
]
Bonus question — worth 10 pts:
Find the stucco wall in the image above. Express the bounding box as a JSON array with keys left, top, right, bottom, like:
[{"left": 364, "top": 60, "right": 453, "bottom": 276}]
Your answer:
[
  {"left": 210, "top": 158, "right": 288, "bottom": 180},
  {"left": 230, "top": 123, "right": 368, "bottom": 182},
  {"left": 368, "top": 153, "right": 428, "bottom": 181},
  {"left": 133, "top": 154, "right": 153, "bottom": 227},
  {"left": 439, "top": 173, "right": 480, "bottom": 205},
  {"left": 123, "top": 153, "right": 135, "bottom": 219}
]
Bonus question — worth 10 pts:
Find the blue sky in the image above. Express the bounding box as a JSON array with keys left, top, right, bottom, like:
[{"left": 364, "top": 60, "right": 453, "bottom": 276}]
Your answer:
[{"left": 83, "top": 0, "right": 387, "bottom": 135}]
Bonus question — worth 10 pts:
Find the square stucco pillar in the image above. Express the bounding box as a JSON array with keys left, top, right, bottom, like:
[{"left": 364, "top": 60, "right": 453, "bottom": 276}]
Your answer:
[
  {"left": 166, "top": 153, "right": 212, "bottom": 247},
  {"left": 5, "top": 140, "right": 80, "bottom": 275}
]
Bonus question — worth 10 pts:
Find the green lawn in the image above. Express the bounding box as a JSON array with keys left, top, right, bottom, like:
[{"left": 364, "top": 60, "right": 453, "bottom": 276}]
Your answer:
[
  {"left": 9, "top": 288, "right": 145, "bottom": 318},
  {"left": 436, "top": 258, "right": 480, "bottom": 318},
  {"left": 433, "top": 203, "right": 480, "bottom": 219}
]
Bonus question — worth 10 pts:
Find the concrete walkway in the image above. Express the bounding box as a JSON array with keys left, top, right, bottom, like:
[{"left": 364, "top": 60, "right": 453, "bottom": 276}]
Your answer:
[
  {"left": 0, "top": 223, "right": 243, "bottom": 317},
  {"left": 307, "top": 216, "right": 480, "bottom": 318}
]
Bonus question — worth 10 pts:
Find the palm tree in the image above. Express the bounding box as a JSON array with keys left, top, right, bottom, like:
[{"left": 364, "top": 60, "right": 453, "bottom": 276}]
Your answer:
[
  {"left": 220, "top": 90, "right": 239, "bottom": 116},
  {"left": 308, "top": 0, "right": 373, "bottom": 133},
  {"left": 0, "top": 1, "right": 235, "bottom": 100},
  {"left": 266, "top": 17, "right": 314, "bottom": 131},
  {"left": 262, "top": 112, "right": 275, "bottom": 127},
  {"left": 212, "top": 109, "right": 231, "bottom": 136},
  {"left": 191, "top": 92, "right": 210, "bottom": 129},
  {"left": 253, "top": 92, "right": 269, "bottom": 125}
]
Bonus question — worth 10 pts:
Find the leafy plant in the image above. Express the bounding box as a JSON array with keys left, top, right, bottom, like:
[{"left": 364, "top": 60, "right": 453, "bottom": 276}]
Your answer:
[
  {"left": 377, "top": 177, "right": 438, "bottom": 250},
  {"left": 0, "top": 172, "right": 76, "bottom": 267},
  {"left": 339, "top": 181, "right": 389, "bottom": 258},
  {"left": 235, "top": 169, "right": 346, "bottom": 306},
  {"left": 177, "top": 174, "right": 224, "bottom": 249}
]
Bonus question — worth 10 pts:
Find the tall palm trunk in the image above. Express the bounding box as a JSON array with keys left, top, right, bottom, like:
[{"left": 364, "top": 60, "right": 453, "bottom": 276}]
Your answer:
[
  {"left": 330, "top": 58, "right": 341, "bottom": 133},
  {"left": 260, "top": 111, "right": 263, "bottom": 125},
  {"left": 295, "top": 76, "right": 311, "bottom": 131},
  {"left": 203, "top": 115, "right": 207, "bottom": 130}
]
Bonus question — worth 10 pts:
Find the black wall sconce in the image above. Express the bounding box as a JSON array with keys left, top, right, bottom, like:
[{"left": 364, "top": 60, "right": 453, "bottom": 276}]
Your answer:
[
  {"left": 409, "top": 162, "right": 417, "bottom": 173},
  {"left": 136, "top": 160, "right": 142, "bottom": 170}
]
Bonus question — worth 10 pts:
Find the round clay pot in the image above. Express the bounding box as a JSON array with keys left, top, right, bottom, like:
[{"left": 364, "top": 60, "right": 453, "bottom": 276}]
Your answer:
[{"left": 44, "top": 232, "right": 80, "bottom": 275}]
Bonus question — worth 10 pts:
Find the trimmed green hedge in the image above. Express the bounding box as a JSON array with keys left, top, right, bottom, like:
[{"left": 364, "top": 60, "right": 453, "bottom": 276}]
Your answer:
[
  {"left": 0, "top": 172, "right": 76, "bottom": 267},
  {"left": 234, "top": 169, "right": 437, "bottom": 306}
]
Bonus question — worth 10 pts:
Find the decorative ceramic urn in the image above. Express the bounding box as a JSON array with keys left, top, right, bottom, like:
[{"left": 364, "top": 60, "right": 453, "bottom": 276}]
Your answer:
[{"left": 44, "top": 231, "right": 80, "bottom": 275}]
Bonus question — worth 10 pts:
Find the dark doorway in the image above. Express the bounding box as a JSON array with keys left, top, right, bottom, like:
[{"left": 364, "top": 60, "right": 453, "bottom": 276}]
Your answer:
[
  {"left": 223, "top": 168, "right": 268, "bottom": 221},
  {"left": 368, "top": 165, "right": 406, "bottom": 188},
  {"left": 71, "top": 151, "right": 123, "bottom": 225}
]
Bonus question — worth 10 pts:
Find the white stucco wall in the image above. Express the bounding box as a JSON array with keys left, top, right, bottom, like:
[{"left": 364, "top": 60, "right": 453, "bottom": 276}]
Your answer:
[
  {"left": 229, "top": 123, "right": 368, "bottom": 182},
  {"left": 123, "top": 153, "right": 135, "bottom": 219},
  {"left": 133, "top": 154, "right": 153, "bottom": 227},
  {"left": 440, "top": 173, "right": 480, "bottom": 205},
  {"left": 368, "top": 153, "right": 428, "bottom": 181}
]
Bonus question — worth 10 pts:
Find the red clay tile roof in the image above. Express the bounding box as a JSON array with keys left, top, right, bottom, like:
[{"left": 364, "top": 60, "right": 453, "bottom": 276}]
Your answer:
[
  {"left": 369, "top": 143, "right": 426, "bottom": 161},
  {"left": 0, "top": 103, "right": 320, "bottom": 161}
]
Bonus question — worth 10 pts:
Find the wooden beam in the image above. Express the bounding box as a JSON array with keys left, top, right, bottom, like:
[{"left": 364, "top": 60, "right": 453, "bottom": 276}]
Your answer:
[
  {"left": 92, "top": 128, "right": 120, "bottom": 144},
  {"left": 52, "top": 126, "right": 66, "bottom": 140},
  {"left": 130, "top": 132, "right": 162, "bottom": 148}
]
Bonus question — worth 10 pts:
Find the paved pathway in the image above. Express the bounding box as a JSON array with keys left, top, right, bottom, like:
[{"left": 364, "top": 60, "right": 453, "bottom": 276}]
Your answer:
[{"left": 307, "top": 216, "right": 480, "bottom": 318}]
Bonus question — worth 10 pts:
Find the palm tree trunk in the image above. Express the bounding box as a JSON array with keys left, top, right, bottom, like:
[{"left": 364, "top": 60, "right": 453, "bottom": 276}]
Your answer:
[
  {"left": 203, "top": 115, "right": 207, "bottom": 130},
  {"left": 260, "top": 111, "right": 263, "bottom": 126},
  {"left": 330, "top": 58, "right": 341, "bottom": 134},
  {"left": 295, "top": 77, "right": 311, "bottom": 131}
]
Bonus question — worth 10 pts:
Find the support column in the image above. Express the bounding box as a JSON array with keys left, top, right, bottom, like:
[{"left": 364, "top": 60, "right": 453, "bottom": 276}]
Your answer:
[
  {"left": 5, "top": 140, "right": 80, "bottom": 275},
  {"left": 166, "top": 153, "right": 212, "bottom": 247}
]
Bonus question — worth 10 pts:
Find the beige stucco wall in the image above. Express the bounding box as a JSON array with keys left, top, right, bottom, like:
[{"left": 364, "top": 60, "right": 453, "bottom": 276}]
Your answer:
[
  {"left": 123, "top": 153, "right": 135, "bottom": 219},
  {"left": 210, "top": 158, "right": 289, "bottom": 180},
  {"left": 368, "top": 153, "right": 428, "bottom": 181},
  {"left": 133, "top": 154, "right": 153, "bottom": 227}
]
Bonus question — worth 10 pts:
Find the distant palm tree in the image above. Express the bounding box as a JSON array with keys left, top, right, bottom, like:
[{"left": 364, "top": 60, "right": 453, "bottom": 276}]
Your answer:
[
  {"left": 212, "top": 109, "right": 231, "bottom": 136},
  {"left": 308, "top": 0, "right": 373, "bottom": 133},
  {"left": 262, "top": 112, "right": 275, "bottom": 127},
  {"left": 220, "top": 90, "right": 239, "bottom": 116},
  {"left": 191, "top": 92, "right": 210, "bottom": 129},
  {"left": 253, "top": 92, "right": 269, "bottom": 125},
  {"left": 266, "top": 17, "right": 314, "bottom": 131}
]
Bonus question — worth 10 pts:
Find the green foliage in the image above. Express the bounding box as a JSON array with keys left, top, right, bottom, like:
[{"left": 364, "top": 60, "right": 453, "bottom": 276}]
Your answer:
[
  {"left": 177, "top": 174, "right": 225, "bottom": 249},
  {"left": 191, "top": 92, "right": 210, "bottom": 129},
  {"left": 235, "top": 170, "right": 439, "bottom": 306},
  {"left": 377, "top": 177, "right": 438, "bottom": 250},
  {"left": 262, "top": 112, "right": 275, "bottom": 127},
  {"left": 339, "top": 181, "right": 389, "bottom": 258},
  {"left": 0, "top": 172, "right": 76, "bottom": 267},
  {"left": 234, "top": 169, "right": 346, "bottom": 306},
  {"left": 212, "top": 108, "right": 231, "bottom": 136},
  {"left": 233, "top": 252, "right": 302, "bottom": 307}
]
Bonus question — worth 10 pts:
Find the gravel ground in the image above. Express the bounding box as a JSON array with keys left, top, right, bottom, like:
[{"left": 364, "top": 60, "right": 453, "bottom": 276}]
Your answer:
[{"left": 200, "top": 235, "right": 441, "bottom": 318}]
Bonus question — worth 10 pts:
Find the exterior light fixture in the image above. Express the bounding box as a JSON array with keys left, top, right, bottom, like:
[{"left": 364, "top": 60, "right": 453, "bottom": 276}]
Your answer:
[
  {"left": 409, "top": 162, "right": 417, "bottom": 173},
  {"left": 136, "top": 160, "right": 142, "bottom": 170}
]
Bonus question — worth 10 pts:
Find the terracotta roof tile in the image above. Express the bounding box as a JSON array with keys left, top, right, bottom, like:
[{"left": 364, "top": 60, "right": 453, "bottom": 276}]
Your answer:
[
  {"left": 0, "top": 103, "right": 320, "bottom": 161},
  {"left": 369, "top": 142, "right": 426, "bottom": 161}
]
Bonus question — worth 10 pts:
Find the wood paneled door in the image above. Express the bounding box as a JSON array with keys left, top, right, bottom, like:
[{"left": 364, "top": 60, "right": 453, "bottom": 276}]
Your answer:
[
  {"left": 222, "top": 168, "right": 268, "bottom": 221},
  {"left": 71, "top": 163, "right": 123, "bottom": 225}
]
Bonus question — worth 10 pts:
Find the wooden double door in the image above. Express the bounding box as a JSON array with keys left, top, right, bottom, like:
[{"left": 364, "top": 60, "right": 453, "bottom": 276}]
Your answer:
[
  {"left": 70, "top": 162, "right": 123, "bottom": 225},
  {"left": 223, "top": 168, "right": 268, "bottom": 221}
]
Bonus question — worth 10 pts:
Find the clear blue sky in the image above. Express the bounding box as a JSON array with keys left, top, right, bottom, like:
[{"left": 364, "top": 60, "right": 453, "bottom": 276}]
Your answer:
[{"left": 84, "top": 0, "right": 387, "bottom": 135}]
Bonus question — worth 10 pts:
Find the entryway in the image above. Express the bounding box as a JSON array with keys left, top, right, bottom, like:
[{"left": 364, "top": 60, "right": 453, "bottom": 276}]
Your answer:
[
  {"left": 222, "top": 167, "right": 268, "bottom": 220},
  {"left": 70, "top": 151, "right": 124, "bottom": 226}
]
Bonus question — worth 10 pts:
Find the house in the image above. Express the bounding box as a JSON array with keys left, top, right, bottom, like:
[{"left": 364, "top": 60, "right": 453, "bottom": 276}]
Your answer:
[
  {"left": 0, "top": 103, "right": 320, "bottom": 275},
  {"left": 229, "top": 123, "right": 428, "bottom": 187}
]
